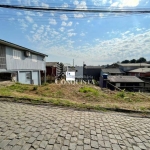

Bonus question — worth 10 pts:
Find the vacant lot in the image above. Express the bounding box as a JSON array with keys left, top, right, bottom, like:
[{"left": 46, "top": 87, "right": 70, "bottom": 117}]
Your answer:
[{"left": 0, "top": 82, "right": 150, "bottom": 111}]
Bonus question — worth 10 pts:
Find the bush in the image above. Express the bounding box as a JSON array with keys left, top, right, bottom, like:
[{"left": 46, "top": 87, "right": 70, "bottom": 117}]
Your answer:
[
  {"left": 117, "top": 90, "right": 125, "bottom": 98},
  {"left": 32, "top": 86, "right": 38, "bottom": 91},
  {"left": 79, "top": 86, "right": 99, "bottom": 96}
]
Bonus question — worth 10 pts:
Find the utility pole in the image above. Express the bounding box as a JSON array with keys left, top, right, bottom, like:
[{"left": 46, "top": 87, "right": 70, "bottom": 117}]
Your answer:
[{"left": 73, "top": 59, "right": 74, "bottom": 67}]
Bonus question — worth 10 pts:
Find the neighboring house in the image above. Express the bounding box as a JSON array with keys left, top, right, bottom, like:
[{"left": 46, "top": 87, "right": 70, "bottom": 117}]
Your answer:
[
  {"left": 118, "top": 63, "right": 150, "bottom": 72},
  {"left": 101, "top": 68, "right": 124, "bottom": 76},
  {"left": 63, "top": 66, "right": 75, "bottom": 81},
  {"left": 83, "top": 65, "right": 101, "bottom": 81},
  {"left": 107, "top": 76, "right": 144, "bottom": 91},
  {"left": 41, "top": 62, "right": 62, "bottom": 78},
  {"left": 0, "top": 39, "right": 47, "bottom": 85},
  {"left": 75, "top": 66, "right": 83, "bottom": 79},
  {"left": 128, "top": 68, "right": 150, "bottom": 77}
]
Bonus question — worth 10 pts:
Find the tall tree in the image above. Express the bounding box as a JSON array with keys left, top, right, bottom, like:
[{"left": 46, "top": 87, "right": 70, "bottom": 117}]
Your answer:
[
  {"left": 136, "top": 57, "right": 146, "bottom": 63},
  {"left": 130, "top": 59, "right": 136, "bottom": 63},
  {"left": 121, "top": 60, "right": 130, "bottom": 63}
]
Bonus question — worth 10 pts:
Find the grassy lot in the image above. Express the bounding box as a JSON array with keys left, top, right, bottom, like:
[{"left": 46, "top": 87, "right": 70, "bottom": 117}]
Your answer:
[{"left": 0, "top": 82, "right": 150, "bottom": 112}]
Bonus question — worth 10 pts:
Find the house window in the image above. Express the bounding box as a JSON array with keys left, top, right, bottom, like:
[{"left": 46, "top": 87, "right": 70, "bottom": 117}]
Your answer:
[
  {"left": 13, "top": 50, "right": 21, "bottom": 59},
  {"left": 32, "top": 54, "right": 37, "bottom": 62},
  {"left": 26, "top": 72, "right": 31, "bottom": 80}
]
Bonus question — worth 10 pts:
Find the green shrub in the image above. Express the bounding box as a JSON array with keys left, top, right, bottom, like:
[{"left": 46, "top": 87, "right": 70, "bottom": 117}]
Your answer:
[
  {"left": 32, "top": 86, "right": 38, "bottom": 91},
  {"left": 79, "top": 86, "right": 99, "bottom": 97},
  {"left": 117, "top": 91, "right": 125, "bottom": 98}
]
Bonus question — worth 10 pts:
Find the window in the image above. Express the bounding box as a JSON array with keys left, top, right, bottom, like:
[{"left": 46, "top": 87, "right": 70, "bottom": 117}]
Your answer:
[
  {"left": 32, "top": 54, "right": 37, "bottom": 62},
  {"left": 26, "top": 72, "right": 31, "bottom": 80},
  {"left": 13, "top": 50, "right": 21, "bottom": 59}
]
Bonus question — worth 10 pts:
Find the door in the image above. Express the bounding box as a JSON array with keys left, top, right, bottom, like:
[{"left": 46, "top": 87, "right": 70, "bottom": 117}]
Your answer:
[{"left": 32, "top": 71, "right": 39, "bottom": 85}]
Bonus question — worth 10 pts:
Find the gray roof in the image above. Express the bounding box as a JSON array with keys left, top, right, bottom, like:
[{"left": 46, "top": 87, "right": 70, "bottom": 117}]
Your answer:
[
  {"left": 108, "top": 76, "right": 144, "bottom": 83},
  {"left": 102, "top": 68, "right": 124, "bottom": 74},
  {"left": 128, "top": 68, "right": 150, "bottom": 73},
  {"left": 46, "top": 62, "right": 58, "bottom": 67},
  {"left": 84, "top": 66, "right": 101, "bottom": 69},
  {"left": 0, "top": 39, "right": 48, "bottom": 57},
  {"left": 118, "top": 63, "right": 150, "bottom": 67}
]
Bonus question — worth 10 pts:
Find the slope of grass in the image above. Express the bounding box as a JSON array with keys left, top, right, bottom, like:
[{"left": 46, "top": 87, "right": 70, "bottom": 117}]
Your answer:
[{"left": 0, "top": 82, "right": 149, "bottom": 111}]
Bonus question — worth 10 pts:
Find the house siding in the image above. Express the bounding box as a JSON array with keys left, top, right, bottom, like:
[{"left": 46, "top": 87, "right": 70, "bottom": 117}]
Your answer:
[
  {"left": 0, "top": 44, "right": 6, "bottom": 70},
  {"left": 6, "top": 46, "right": 45, "bottom": 71}
]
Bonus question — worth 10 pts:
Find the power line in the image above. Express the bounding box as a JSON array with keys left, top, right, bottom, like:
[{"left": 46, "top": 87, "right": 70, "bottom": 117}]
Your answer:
[{"left": 0, "top": 4, "right": 150, "bottom": 13}]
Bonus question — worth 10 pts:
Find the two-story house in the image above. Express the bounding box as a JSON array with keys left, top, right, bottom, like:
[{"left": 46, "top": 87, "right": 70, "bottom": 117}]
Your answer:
[{"left": 0, "top": 39, "right": 47, "bottom": 85}]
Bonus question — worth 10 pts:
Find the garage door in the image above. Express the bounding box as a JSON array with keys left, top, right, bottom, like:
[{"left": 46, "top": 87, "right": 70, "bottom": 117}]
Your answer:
[{"left": 19, "top": 72, "right": 31, "bottom": 84}]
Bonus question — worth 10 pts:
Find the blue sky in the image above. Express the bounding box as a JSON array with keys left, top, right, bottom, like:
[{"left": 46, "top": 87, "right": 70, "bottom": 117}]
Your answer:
[{"left": 0, "top": 0, "right": 150, "bottom": 65}]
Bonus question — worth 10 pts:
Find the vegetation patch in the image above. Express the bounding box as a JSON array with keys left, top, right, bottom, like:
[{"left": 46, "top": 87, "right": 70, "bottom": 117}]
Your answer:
[{"left": 0, "top": 83, "right": 149, "bottom": 112}]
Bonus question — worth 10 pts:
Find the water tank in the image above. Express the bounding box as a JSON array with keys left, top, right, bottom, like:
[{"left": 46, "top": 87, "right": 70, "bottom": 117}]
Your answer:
[{"left": 103, "top": 74, "right": 108, "bottom": 79}]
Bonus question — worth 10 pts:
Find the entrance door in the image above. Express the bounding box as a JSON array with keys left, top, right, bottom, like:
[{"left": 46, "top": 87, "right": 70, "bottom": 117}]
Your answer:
[{"left": 32, "top": 71, "right": 39, "bottom": 85}]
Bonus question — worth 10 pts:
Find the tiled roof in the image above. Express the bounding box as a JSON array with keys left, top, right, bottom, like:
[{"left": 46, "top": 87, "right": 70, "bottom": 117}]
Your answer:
[
  {"left": 108, "top": 76, "right": 144, "bottom": 83},
  {"left": 118, "top": 63, "right": 150, "bottom": 67},
  {"left": 128, "top": 68, "right": 150, "bottom": 73},
  {"left": 102, "top": 68, "right": 124, "bottom": 74}
]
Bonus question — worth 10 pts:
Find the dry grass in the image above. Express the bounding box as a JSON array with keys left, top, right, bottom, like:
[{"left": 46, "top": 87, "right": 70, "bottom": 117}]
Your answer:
[{"left": 0, "top": 82, "right": 150, "bottom": 111}]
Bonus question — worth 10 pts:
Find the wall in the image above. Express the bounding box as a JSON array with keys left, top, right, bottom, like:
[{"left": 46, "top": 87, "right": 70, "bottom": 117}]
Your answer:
[
  {"left": 6, "top": 46, "right": 45, "bottom": 71},
  {"left": 75, "top": 66, "right": 83, "bottom": 79},
  {"left": 0, "top": 44, "right": 6, "bottom": 70},
  {"left": 84, "top": 68, "right": 101, "bottom": 81}
]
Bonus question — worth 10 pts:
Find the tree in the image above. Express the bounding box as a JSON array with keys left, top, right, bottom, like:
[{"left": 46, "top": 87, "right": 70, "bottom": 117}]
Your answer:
[
  {"left": 136, "top": 57, "right": 146, "bottom": 63},
  {"left": 130, "top": 59, "right": 136, "bottom": 63},
  {"left": 121, "top": 60, "right": 130, "bottom": 63}
]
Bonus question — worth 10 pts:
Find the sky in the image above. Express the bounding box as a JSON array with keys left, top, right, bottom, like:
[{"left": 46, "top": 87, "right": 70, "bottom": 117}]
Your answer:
[{"left": 0, "top": 0, "right": 150, "bottom": 66}]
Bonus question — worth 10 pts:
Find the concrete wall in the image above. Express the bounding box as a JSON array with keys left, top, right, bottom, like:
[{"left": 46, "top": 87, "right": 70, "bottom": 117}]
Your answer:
[
  {"left": 75, "top": 66, "right": 83, "bottom": 79},
  {"left": 6, "top": 46, "right": 46, "bottom": 71}
]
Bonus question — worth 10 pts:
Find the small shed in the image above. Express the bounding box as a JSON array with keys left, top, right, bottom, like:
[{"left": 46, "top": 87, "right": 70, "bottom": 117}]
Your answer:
[{"left": 107, "top": 76, "right": 144, "bottom": 91}]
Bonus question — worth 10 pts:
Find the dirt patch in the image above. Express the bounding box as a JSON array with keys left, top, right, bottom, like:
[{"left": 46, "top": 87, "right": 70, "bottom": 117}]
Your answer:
[{"left": 0, "top": 81, "right": 13, "bottom": 87}]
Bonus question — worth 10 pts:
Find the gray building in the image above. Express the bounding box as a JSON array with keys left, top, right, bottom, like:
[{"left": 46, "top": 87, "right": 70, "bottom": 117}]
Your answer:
[
  {"left": 83, "top": 65, "right": 101, "bottom": 81},
  {"left": 0, "top": 39, "right": 47, "bottom": 85},
  {"left": 75, "top": 66, "right": 83, "bottom": 79}
]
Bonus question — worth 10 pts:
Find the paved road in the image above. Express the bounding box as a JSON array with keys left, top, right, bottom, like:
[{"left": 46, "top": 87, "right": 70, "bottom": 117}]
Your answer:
[{"left": 0, "top": 102, "right": 150, "bottom": 150}]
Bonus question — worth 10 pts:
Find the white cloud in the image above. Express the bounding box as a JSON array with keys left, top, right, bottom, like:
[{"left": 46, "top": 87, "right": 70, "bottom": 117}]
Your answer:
[
  {"left": 62, "top": 3, "right": 69, "bottom": 7},
  {"left": 74, "top": 13, "right": 84, "bottom": 18},
  {"left": 49, "top": 19, "right": 57, "bottom": 25},
  {"left": 68, "top": 29, "right": 74, "bottom": 32},
  {"left": 59, "top": 27, "right": 65, "bottom": 32},
  {"left": 37, "top": 12, "right": 43, "bottom": 17},
  {"left": 87, "top": 20, "right": 91, "bottom": 23},
  {"left": 80, "top": 33, "right": 85, "bottom": 36},
  {"left": 24, "top": 11, "right": 35, "bottom": 16},
  {"left": 92, "top": 0, "right": 108, "bottom": 6},
  {"left": 76, "top": 1, "right": 87, "bottom": 9},
  {"left": 111, "top": 0, "right": 140, "bottom": 7},
  {"left": 68, "top": 33, "right": 76, "bottom": 37},
  {"left": 60, "top": 14, "right": 68, "bottom": 21},
  {"left": 32, "top": 24, "right": 38, "bottom": 30},
  {"left": 25, "top": 16, "right": 33, "bottom": 23},
  {"left": 8, "top": 18, "right": 15, "bottom": 21},
  {"left": 73, "top": 0, "right": 79, "bottom": 5},
  {"left": 68, "top": 21, "right": 73, "bottom": 26},
  {"left": 17, "top": 12, "right": 22, "bottom": 16},
  {"left": 18, "top": 19, "right": 28, "bottom": 30},
  {"left": 61, "top": 21, "right": 67, "bottom": 26},
  {"left": 41, "top": 2, "right": 49, "bottom": 8},
  {"left": 99, "top": 13, "right": 104, "bottom": 18}
]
